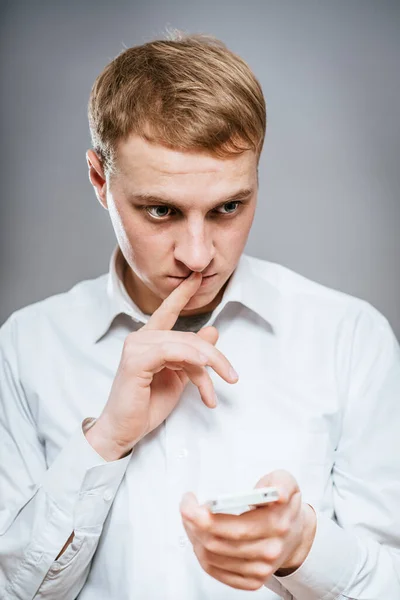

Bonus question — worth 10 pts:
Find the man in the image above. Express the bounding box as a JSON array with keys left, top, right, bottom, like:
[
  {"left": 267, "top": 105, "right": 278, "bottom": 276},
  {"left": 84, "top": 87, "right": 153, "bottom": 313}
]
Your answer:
[{"left": 0, "top": 32, "right": 399, "bottom": 600}]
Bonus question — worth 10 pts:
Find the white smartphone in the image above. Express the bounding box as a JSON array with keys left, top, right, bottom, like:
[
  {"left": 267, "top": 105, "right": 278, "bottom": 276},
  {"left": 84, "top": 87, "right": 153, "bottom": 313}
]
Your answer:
[{"left": 204, "top": 486, "right": 280, "bottom": 515}]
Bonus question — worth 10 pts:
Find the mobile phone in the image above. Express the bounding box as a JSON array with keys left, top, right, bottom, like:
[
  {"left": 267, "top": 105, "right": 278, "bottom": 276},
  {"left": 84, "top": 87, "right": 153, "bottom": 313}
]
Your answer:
[{"left": 204, "top": 486, "right": 280, "bottom": 515}]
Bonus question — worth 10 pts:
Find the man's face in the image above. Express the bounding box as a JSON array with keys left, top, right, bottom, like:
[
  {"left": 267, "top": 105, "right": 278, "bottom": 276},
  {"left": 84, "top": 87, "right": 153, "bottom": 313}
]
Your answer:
[{"left": 88, "top": 134, "right": 258, "bottom": 316}]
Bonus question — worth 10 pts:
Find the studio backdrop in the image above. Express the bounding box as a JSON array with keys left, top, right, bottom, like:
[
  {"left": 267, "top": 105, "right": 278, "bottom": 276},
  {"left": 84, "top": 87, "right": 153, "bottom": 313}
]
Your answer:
[{"left": 1, "top": 0, "right": 399, "bottom": 337}]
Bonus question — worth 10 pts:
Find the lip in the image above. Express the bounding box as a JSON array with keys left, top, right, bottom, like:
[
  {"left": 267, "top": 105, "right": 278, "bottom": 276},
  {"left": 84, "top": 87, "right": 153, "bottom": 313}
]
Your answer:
[
  {"left": 168, "top": 273, "right": 216, "bottom": 279},
  {"left": 199, "top": 274, "right": 217, "bottom": 286},
  {"left": 167, "top": 273, "right": 217, "bottom": 287}
]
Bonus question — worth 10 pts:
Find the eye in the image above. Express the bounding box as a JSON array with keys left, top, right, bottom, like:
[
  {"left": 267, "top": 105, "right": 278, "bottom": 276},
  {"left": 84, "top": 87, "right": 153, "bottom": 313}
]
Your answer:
[
  {"left": 143, "top": 200, "right": 242, "bottom": 221},
  {"left": 145, "top": 205, "right": 174, "bottom": 219},
  {"left": 215, "top": 201, "right": 241, "bottom": 215}
]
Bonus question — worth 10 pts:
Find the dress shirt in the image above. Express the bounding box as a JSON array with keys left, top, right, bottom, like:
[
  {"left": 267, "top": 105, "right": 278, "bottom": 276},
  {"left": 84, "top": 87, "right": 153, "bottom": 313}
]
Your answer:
[{"left": 1, "top": 246, "right": 400, "bottom": 600}]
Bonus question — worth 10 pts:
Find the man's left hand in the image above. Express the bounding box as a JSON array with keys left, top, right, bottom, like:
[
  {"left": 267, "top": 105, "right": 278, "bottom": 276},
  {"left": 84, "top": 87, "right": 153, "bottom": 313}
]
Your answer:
[{"left": 180, "top": 470, "right": 316, "bottom": 591}]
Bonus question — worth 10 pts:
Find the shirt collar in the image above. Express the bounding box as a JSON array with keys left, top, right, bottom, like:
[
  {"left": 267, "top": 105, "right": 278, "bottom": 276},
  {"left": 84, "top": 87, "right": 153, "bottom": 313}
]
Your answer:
[{"left": 92, "top": 246, "right": 280, "bottom": 343}]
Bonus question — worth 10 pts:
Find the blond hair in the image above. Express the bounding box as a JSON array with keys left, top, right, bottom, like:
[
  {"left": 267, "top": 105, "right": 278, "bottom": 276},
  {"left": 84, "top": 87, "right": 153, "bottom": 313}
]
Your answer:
[{"left": 88, "top": 31, "right": 266, "bottom": 173}]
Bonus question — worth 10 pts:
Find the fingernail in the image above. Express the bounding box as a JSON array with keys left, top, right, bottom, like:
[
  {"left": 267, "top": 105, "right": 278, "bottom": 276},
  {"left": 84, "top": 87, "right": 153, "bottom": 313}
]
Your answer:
[{"left": 229, "top": 367, "right": 239, "bottom": 380}]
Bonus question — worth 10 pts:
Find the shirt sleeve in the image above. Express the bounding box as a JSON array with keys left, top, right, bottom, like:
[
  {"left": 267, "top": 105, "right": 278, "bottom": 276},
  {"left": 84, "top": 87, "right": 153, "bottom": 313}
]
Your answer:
[
  {"left": 0, "top": 315, "right": 132, "bottom": 600},
  {"left": 265, "top": 303, "right": 400, "bottom": 599}
]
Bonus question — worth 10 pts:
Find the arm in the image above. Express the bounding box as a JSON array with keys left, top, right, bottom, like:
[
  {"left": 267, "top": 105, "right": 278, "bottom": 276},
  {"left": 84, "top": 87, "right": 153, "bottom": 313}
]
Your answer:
[
  {"left": 266, "top": 304, "right": 400, "bottom": 599},
  {"left": 0, "top": 316, "right": 131, "bottom": 600}
]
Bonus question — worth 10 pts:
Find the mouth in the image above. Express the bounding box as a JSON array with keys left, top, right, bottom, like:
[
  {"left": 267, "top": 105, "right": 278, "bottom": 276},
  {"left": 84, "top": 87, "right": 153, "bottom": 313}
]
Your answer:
[
  {"left": 167, "top": 273, "right": 217, "bottom": 286},
  {"left": 168, "top": 273, "right": 216, "bottom": 279}
]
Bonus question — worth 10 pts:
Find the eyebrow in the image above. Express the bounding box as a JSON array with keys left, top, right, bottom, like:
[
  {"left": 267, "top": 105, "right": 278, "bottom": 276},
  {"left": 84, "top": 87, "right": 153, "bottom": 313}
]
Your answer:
[{"left": 129, "top": 188, "right": 255, "bottom": 211}]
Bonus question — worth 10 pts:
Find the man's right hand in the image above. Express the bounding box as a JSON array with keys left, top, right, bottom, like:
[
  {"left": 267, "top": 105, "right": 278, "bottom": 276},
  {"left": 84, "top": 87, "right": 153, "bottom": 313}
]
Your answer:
[{"left": 85, "top": 271, "right": 239, "bottom": 461}]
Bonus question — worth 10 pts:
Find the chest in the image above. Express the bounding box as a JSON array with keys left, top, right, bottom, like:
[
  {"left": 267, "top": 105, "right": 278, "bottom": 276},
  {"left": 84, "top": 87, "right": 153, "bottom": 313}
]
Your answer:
[{"left": 25, "top": 312, "right": 340, "bottom": 509}]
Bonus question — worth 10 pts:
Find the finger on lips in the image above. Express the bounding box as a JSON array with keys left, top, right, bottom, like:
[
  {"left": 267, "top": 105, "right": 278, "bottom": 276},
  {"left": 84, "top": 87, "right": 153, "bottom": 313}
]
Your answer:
[
  {"left": 143, "top": 271, "right": 202, "bottom": 331},
  {"left": 138, "top": 271, "right": 239, "bottom": 394}
]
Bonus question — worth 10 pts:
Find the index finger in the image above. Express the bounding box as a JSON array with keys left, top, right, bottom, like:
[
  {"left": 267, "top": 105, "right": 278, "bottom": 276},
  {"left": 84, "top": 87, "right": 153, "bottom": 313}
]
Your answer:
[{"left": 142, "top": 271, "right": 203, "bottom": 331}]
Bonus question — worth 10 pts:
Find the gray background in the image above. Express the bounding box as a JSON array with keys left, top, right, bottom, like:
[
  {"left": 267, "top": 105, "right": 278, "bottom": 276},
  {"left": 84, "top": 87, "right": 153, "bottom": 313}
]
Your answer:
[{"left": 1, "top": 0, "right": 399, "bottom": 337}]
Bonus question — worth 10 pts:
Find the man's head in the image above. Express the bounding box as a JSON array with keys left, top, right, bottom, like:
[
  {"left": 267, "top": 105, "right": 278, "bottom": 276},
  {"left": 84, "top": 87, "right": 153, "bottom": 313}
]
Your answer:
[{"left": 86, "top": 32, "right": 266, "bottom": 316}]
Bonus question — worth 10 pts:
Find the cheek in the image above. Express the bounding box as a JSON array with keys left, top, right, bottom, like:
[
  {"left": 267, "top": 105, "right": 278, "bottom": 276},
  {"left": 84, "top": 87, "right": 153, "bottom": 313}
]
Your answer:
[
  {"left": 121, "top": 223, "right": 170, "bottom": 274},
  {"left": 219, "top": 215, "right": 253, "bottom": 255}
]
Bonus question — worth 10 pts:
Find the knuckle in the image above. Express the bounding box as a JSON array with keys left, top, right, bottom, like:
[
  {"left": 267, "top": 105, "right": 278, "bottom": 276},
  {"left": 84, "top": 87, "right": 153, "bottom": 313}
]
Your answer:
[
  {"left": 122, "top": 332, "right": 143, "bottom": 355},
  {"left": 201, "top": 547, "right": 214, "bottom": 565},
  {"left": 195, "top": 544, "right": 207, "bottom": 562},
  {"left": 196, "top": 520, "right": 211, "bottom": 538},
  {"left": 264, "top": 547, "right": 280, "bottom": 562},
  {"left": 159, "top": 341, "right": 176, "bottom": 359},
  {"left": 276, "top": 520, "right": 290, "bottom": 536},
  {"left": 123, "top": 335, "right": 134, "bottom": 353},
  {"left": 231, "top": 528, "right": 246, "bottom": 542},
  {"left": 262, "top": 540, "right": 283, "bottom": 562},
  {"left": 203, "top": 535, "right": 218, "bottom": 554},
  {"left": 195, "top": 547, "right": 212, "bottom": 572},
  {"left": 247, "top": 579, "right": 264, "bottom": 591},
  {"left": 158, "top": 341, "right": 169, "bottom": 355},
  {"left": 255, "top": 564, "right": 274, "bottom": 580},
  {"left": 184, "top": 331, "right": 198, "bottom": 342},
  {"left": 123, "top": 356, "right": 138, "bottom": 373}
]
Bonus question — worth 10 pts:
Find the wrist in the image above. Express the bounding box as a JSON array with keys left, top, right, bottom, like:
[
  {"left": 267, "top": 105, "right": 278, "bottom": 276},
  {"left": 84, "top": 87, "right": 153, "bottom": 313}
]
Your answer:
[
  {"left": 276, "top": 503, "right": 316, "bottom": 576},
  {"left": 84, "top": 418, "right": 133, "bottom": 462}
]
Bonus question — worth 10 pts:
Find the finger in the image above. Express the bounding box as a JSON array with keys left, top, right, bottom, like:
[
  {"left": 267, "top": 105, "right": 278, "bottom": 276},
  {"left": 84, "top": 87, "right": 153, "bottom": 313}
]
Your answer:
[
  {"left": 189, "top": 334, "right": 239, "bottom": 384},
  {"left": 164, "top": 362, "right": 217, "bottom": 408},
  {"left": 136, "top": 331, "right": 239, "bottom": 385},
  {"left": 189, "top": 503, "right": 289, "bottom": 542},
  {"left": 180, "top": 492, "right": 212, "bottom": 526},
  {"left": 196, "top": 325, "right": 219, "bottom": 347},
  {"left": 194, "top": 533, "right": 283, "bottom": 562},
  {"left": 255, "top": 470, "right": 300, "bottom": 504},
  {"left": 196, "top": 545, "right": 274, "bottom": 582},
  {"left": 198, "top": 562, "right": 265, "bottom": 592},
  {"left": 142, "top": 272, "right": 203, "bottom": 331},
  {"left": 132, "top": 342, "right": 209, "bottom": 378}
]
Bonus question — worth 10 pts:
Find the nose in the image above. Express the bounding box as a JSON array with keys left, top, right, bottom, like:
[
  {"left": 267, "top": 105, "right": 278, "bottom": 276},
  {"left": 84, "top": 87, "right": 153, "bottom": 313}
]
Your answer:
[{"left": 173, "top": 219, "right": 216, "bottom": 273}]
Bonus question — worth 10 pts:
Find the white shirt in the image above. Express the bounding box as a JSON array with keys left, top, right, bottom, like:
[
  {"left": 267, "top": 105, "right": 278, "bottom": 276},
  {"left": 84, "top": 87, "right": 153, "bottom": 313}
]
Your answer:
[{"left": 1, "top": 247, "right": 399, "bottom": 600}]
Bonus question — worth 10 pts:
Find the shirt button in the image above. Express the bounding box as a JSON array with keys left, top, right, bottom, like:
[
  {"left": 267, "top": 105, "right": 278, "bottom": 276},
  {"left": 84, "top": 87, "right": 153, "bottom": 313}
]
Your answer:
[
  {"left": 103, "top": 490, "right": 113, "bottom": 502},
  {"left": 177, "top": 448, "right": 188, "bottom": 459},
  {"left": 178, "top": 536, "right": 187, "bottom": 548},
  {"left": 52, "top": 562, "right": 61, "bottom": 572}
]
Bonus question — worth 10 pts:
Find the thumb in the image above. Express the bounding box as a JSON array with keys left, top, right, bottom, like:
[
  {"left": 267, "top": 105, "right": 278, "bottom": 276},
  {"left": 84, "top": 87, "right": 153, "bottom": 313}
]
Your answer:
[{"left": 255, "top": 469, "right": 299, "bottom": 505}]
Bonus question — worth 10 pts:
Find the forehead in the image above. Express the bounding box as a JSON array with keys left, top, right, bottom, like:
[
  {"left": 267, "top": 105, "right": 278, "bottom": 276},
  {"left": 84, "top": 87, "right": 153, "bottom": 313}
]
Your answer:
[{"left": 114, "top": 134, "right": 257, "bottom": 191}]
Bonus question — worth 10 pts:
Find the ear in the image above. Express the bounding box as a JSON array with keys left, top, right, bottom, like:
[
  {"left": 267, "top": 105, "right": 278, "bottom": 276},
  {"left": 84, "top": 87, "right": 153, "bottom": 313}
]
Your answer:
[{"left": 86, "top": 149, "right": 108, "bottom": 209}]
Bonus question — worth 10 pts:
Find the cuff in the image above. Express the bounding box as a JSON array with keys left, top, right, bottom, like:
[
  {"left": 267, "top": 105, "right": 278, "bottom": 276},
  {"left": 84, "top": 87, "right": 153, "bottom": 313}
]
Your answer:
[
  {"left": 42, "top": 419, "right": 132, "bottom": 528},
  {"left": 273, "top": 511, "right": 359, "bottom": 600}
]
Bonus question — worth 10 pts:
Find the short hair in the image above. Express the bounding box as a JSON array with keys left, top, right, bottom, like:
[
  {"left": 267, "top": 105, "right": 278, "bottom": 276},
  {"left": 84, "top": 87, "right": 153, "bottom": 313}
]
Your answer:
[{"left": 88, "top": 31, "right": 266, "bottom": 174}]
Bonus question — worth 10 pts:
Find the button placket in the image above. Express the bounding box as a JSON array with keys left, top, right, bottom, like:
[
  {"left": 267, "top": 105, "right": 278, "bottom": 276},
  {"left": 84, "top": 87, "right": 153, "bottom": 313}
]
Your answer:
[
  {"left": 177, "top": 448, "right": 188, "bottom": 459},
  {"left": 178, "top": 535, "right": 187, "bottom": 548},
  {"left": 103, "top": 490, "right": 113, "bottom": 502}
]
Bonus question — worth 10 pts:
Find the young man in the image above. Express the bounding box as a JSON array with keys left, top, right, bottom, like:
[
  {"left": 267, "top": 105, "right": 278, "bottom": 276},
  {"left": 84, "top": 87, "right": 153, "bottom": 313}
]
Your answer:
[{"left": 0, "top": 33, "right": 399, "bottom": 600}]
